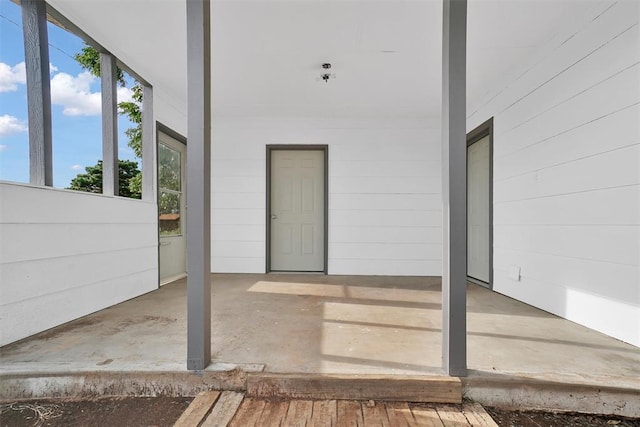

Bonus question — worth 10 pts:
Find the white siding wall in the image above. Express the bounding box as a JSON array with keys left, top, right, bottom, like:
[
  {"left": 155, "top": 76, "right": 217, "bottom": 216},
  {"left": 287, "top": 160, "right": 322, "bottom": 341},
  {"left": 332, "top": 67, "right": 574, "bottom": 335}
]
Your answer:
[
  {"left": 468, "top": 1, "right": 640, "bottom": 347},
  {"left": 0, "top": 183, "right": 158, "bottom": 346},
  {"left": 211, "top": 118, "right": 442, "bottom": 276}
]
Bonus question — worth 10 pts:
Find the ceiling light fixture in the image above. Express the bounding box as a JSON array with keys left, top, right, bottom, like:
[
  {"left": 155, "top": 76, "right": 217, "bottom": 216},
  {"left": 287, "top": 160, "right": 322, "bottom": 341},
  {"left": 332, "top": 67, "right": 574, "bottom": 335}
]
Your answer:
[{"left": 320, "top": 63, "right": 335, "bottom": 83}]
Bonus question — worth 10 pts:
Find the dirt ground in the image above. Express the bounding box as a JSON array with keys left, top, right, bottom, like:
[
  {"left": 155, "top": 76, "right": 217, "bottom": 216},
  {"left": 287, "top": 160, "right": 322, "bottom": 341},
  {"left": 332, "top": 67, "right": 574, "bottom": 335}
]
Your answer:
[
  {"left": 0, "top": 396, "right": 192, "bottom": 427},
  {"left": 485, "top": 407, "right": 640, "bottom": 427},
  {"left": 1, "top": 397, "right": 640, "bottom": 427}
]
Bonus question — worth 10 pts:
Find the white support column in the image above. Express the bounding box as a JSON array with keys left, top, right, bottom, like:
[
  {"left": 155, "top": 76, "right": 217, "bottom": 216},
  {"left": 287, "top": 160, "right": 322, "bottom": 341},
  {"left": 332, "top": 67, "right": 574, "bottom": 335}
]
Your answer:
[
  {"left": 441, "top": 0, "right": 468, "bottom": 377},
  {"left": 21, "top": 0, "right": 52, "bottom": 187},
  {"left": 101, "top": 53, "right": 118, "bottom": 196},
  {"left": 141, "top": 85, "right": 156, "bottom": 203},
  {"left": 186, "top": 0, "right": 212, "bottom": 371}
]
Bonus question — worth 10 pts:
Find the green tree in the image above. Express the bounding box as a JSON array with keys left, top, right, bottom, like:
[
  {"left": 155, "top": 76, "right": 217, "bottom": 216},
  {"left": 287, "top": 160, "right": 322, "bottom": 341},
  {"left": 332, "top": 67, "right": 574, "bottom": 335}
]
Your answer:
[
  {"left": 74, "top": 45, "right": 143, "bottom": 195},
  {"left": 68, "top": 160, "right": 142, "bottom": 199}
]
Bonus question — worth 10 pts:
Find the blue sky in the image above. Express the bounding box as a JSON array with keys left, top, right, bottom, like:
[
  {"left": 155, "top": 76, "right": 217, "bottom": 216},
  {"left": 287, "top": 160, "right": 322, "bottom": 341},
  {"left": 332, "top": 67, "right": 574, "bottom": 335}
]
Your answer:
[{"left": 0, "top": 0, "right": 138, "bottom": 188}]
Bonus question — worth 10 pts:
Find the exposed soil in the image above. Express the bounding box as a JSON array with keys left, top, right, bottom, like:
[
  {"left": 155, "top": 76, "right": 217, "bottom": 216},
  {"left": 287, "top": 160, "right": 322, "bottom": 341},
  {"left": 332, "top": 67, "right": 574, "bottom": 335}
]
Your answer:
[
  {"left": 485, "top": 407, "right": 640, "bottom": 427},
  {"left": 2, "top": 397, "right": 640, "bottom": 427},
  {"left": 0, "top": 396, "right": 192, "bottom": 427}
]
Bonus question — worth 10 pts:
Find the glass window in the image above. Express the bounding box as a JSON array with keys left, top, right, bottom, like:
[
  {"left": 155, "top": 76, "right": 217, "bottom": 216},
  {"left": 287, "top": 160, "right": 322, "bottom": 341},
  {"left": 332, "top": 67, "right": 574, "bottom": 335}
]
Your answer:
[
  {"left": 0, "top": 0, "right": 29, "bottom": 183},
  {"left": 158, "top": 143, "right": 182, "bottom": 236},
  {"left": 47, "top": 19, "right": 102, "bottom": 191},
  {"left": 117, "top": 71, "right": 142, "bottom": 199}
]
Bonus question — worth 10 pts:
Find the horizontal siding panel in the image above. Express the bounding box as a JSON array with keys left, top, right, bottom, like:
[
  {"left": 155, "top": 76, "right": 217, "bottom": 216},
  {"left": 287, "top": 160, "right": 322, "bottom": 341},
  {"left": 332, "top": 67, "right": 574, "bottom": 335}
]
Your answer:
[
  {"left": 330, "top": 176, "right": 441, "bottom": 194},
  {"left": 329, "top": 259, "right": 441, "bottom": 276},
  {"left": 329, "top": 243, "right": 441, "bottom": 261},
  {"left": 494, "top": 186, "right": 639, "bottom": 225},
  {"left": 330, "top": 193, "right": 441, "bottom": 211},
  {"left": 494, "top": 144, "right": 640, "bottom": 202},
  {"left": 0, "top": 269, "right": 157, "bottom": 346},
  {"left": 332, "top": 142, "right": 440, "bottom": 162},
  {"left": 212, "top": 257, "right": 264, "bottom": 273},
  {"left": 493, "top": 272, "right": 639, "bottom": 347},
  {"left": 331, "top": 160, "right": 440, "bottom": 178},
  {"left": 1, "top": 246, "right": 158, "bottom": 305},
  {"left": 212, "top": 209, "right": 265, "bottom": 225},
  {"left": 0, "top": 183, "right": 157, "bottom": 224},
  {"left": 212, "top": 159, "right": 265, "bottom": 177},
  {"left": 212, "top": 224, "right": 265, "bottom": 241},
  {"left": 494, "top": 224, "right": 639, "bottom": 266},
  {"left": 484, "top": 0, "right": 639, "bottom": 125},
  {"left": 498, "top": 21, "right": 639, "bottom": 133},
  {"left": 212, "top": 241, "right": 265, "bottom": 258},
  {"left": 496, "top": 64, "right": 640, "bottom": 157},
  {"left": 212, "top": 176, "right": 264, "bottom": 193},
  {"left": 330, "top": 210, "right": 441, "bottom": 227},
  {"left": 494, "top": 103, "right": 640, "bottom": 181},
  {"left": 0, "top": 223, "right": 157, "bottom": 264},
  {"left": 212, "top": 192, "right": 264, "bottom": 209},
  {"left": 494, "top": 247, "right": 640, "bottom": 303},
  {"left": 330, "top": 226, "right": 442, "bottom": 244}
]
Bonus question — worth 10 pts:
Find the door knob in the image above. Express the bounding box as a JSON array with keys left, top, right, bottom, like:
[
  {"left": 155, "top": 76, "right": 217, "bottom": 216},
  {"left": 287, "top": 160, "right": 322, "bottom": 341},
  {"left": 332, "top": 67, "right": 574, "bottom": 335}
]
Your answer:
[{"left": 271, "top": 214, "right": 277, "bottom": 220}]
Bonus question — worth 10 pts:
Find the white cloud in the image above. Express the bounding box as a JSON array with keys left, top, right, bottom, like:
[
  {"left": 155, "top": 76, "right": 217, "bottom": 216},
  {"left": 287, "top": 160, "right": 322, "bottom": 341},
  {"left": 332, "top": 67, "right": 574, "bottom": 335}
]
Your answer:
[
  {"left": 71, "top": 164, "right": 83, "bottom": 171},
  {"left": 0, "top": 115, "right": 28, "bottom": 138},
  {"left": 50, "top": 63, "right": 58, "bottom": 73},
  {"left": 0, "top": 144, "right": 8, "bottom": 152},
  {"left": 117, "top": 86, "right": 133, "bottom": 104},
  {"left": 50, "top": 71, "right": 102, "bottom": 116},
  {"left": 0, "top": 62, "right": 26, "bottom": 93}
]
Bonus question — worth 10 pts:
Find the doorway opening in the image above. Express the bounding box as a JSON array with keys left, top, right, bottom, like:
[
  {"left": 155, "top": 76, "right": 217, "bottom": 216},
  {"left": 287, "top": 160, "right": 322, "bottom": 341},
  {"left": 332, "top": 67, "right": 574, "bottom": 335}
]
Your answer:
[
  {"left": 157, "top": 123, "right": 187, "bottom": 286},
  {"left": 467, "top": 118, "right": 493, "bottom": 288},
  {"left": 266, "top": 145, "right": 328, "bottom": 273}
]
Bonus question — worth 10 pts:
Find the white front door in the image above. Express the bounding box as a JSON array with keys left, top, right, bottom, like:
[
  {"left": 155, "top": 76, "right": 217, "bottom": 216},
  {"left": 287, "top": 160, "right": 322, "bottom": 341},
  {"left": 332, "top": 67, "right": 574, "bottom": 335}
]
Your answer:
[
  {"left": 270, "top": 150, "right": 325, "bottom": 272},
  {"left": 467, "top": 135, "right": 490, "bottom": 284},
  {"left": 158, "top": 131, "right": 187, "bottom": 285}
]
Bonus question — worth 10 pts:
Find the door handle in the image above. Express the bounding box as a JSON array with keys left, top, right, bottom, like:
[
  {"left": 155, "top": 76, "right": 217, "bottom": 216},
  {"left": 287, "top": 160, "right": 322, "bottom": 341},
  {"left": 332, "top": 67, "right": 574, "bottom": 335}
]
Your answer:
[{"left": 271, "top": 214, "right": 277, "bottom": 220}]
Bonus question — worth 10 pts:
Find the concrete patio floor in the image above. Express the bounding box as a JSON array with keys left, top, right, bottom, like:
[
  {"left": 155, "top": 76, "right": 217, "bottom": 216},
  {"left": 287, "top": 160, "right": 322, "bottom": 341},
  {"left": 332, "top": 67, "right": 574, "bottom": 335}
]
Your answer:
[{"left": 1, "top": 274, "right": 639, "bottom": 415}]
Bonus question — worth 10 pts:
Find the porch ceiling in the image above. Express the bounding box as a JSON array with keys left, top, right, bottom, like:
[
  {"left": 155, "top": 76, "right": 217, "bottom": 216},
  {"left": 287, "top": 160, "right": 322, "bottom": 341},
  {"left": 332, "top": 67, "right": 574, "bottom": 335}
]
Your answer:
[{"left": 46, "top": 0, "right": 593, "bottom": 120}]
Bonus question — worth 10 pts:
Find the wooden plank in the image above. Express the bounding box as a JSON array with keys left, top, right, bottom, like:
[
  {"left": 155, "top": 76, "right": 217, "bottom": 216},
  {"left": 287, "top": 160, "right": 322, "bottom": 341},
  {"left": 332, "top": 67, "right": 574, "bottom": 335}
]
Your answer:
[
  {"left": 309, "top": 400, "right": 337, "bottom": 427},
  {"left": 435, "top": 405, "right": 470, "bottom": 426},
  {"left": 462, "top": 403, "right": 498, "bottom": 427},
  {"left": 228, "top": 397, "right": 265, "bottom": 427},
  {"left": 362, "top": 402, "right": 390, "bottom": 427},
  {"left": 283, "top": 400, "right": 313, "bottom": 427},
  {"left": 173, "top": 390, "right": 220, "bottom": 427},
  {"left": 258, "top": 400, "right": 289, "bottom": 427},
  {"left": 410, "top": 406, "right": 444, "bottom": 427},
  {"left": 385, "top": 402, "right": 415, "bottom": 427},
  {"left": 201, "top": 391, "right": 244, "bottom": 427},
  {"left": 247, "top": 373, "right": 462, "bottom": 403},
  {"left": 336, "top": 400, "right": 363, "bottom": 427}
]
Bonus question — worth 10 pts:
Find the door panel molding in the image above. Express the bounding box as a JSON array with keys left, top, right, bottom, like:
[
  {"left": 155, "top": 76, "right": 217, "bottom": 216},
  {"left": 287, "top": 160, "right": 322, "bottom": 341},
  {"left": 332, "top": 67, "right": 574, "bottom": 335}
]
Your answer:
[
  {"left": 467, "top": 118, "right": 493, "bottom": 289},
  {"left": 157, "top": 122, "right": 187, "bottom": 287},
  {"left": 266, "top": 145, "right": 328, "bottom": 274}
]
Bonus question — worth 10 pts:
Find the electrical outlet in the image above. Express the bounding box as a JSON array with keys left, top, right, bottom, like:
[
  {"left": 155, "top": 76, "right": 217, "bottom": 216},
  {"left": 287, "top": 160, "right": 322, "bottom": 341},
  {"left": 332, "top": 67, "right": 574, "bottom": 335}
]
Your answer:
[{"left": 508, "top": 266, "right": 521, "bottom": 281}]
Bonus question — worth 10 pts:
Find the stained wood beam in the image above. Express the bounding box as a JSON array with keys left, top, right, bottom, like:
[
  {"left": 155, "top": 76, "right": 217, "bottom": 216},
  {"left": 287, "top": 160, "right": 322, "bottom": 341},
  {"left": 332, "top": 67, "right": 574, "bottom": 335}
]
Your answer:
[
  {"left": 21, "top": 0, "right": 52, "bottom": 186},
  {"left": 100, "top": 53, "right": 118, "bottom": 196}
]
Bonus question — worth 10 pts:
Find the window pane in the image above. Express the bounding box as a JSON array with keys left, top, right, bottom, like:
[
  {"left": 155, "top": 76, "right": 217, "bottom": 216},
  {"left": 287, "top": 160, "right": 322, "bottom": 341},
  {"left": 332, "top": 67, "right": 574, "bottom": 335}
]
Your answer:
[
  {"left": 47, "top": 20, "right": 102, "bottom": 190},
  {"left": 118, "top": 71, "right": 142, "bottom": 199},
  {"left": 0, "top": 0, "right": 29, "bottom": 183},
  {"left": 158, "top": 143, "right": 181, "bottom": 191},
  {"left": 159, "top": 191, "right": 181, "bottom": 236}
]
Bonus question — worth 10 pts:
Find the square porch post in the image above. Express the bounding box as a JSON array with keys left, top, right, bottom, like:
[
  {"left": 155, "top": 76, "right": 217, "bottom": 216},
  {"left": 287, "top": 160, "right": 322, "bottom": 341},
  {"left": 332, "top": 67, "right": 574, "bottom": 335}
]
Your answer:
[
  {"left": 441, "top": 0, "right": 468, "bottom": 377},
  {"left": 186, "top": 0, "right": 212, "bottom": 370}
]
